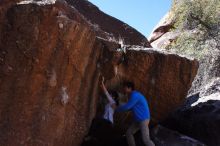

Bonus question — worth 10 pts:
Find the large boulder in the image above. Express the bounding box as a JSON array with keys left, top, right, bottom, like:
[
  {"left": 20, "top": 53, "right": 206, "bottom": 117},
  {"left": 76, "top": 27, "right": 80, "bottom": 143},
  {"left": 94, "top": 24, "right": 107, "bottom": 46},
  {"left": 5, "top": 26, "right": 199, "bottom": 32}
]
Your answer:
[
  {"left": 0, "top": 0, "right": 198, "bottom": 146},
  {"left": 105, "top": 48, "right": 198, "bottom": 124},
  {"left": 0, "top": 1, "right": 103, "bottom": 146}
]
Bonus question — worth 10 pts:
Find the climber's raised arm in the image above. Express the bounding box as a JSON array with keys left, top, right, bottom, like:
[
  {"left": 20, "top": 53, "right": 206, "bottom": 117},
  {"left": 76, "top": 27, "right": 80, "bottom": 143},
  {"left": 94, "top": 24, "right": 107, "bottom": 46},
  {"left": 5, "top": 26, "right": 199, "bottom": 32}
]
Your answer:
[{"left": 100, "top": 76, "right": 115, "bottom": 105}]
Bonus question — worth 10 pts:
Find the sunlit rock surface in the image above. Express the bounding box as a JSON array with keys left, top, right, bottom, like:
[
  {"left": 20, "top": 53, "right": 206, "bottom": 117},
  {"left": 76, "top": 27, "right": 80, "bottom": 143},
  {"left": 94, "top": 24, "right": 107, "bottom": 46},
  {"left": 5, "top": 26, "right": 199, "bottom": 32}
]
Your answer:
[
  {"left": 0, "top": 1, "right": 101, "bottom": 146},
  {"left": 149, "top": 0, "right": 220, "bottom": 95},
  {"left": 149, "top": 0, "right": 220, "bottom": 145},
  {"left": 67, "top": 0, "right": 151, "bottom": 47}
]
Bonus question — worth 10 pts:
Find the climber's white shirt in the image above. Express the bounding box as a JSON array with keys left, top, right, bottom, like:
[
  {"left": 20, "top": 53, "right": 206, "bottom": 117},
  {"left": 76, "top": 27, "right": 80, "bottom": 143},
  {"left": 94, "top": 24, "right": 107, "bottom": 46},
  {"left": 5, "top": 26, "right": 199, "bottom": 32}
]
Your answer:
[{"left": 103, "top": 91, "right": 115, "bottom": 124}]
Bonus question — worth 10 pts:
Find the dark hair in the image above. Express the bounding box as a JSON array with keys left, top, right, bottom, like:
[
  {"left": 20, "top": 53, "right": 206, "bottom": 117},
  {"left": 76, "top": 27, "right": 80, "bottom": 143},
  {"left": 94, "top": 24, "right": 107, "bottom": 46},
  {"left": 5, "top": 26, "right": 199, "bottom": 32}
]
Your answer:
[
  {"left": 109, "top": 90, "right": 119, "bottom": 106},
  {"left": 123, "top": 81, "right": 135, "bottom": 90}
]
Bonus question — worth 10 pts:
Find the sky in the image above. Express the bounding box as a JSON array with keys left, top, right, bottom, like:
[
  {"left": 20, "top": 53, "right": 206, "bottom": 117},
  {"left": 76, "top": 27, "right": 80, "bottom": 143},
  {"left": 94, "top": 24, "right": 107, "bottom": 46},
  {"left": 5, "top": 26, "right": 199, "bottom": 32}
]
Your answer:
[{"left": 88, "top": 0, "right": 172, "bottom": 38}]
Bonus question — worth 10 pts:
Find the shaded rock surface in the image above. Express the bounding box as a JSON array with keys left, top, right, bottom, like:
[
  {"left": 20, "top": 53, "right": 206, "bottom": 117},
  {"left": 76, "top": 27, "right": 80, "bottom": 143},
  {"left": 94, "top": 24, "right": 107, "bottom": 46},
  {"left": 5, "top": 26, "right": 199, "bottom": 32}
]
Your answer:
[
  {"left": 149, "top": 0, "right": 220, "bottom": 145},
  {"left": 0, "top": 0, "right": 198, "bottom": 146},
  {"left": 106, "top": 48, "right": 198, "bottom": 125},
  {"left": 81, "top": 120, "right": 206, "bottom": 146},
  {"left": 151, "top": 125, "right": 206, "bottom": 146},
  {"left": 164, "top": 79, "right": 220, "bottom": 146}
]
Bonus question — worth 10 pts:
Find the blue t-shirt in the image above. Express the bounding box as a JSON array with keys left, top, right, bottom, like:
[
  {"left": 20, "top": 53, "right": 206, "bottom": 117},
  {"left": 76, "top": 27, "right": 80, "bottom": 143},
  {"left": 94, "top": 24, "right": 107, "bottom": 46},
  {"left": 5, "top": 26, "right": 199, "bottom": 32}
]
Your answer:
[{"left": 116, "top": 91, "right": 150, "bottom": 121}]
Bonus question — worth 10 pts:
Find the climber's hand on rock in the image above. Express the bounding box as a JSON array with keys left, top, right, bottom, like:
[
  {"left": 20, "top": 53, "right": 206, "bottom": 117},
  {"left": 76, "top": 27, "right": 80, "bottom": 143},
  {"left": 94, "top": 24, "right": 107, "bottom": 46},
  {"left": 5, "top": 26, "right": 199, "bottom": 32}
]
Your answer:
[
  {"left": 100, "top": 76, "right": 107, "bottom": 93},
  {"left": 101, "top": 76, "right": 105, "bottom": 84}
]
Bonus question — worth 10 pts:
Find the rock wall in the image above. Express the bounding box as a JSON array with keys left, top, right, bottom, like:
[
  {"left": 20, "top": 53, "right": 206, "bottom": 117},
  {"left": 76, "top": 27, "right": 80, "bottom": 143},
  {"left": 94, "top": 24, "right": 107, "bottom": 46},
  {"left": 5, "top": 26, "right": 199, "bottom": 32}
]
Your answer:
[
  {"left": 0, "top": 1, "right": 103, "bottom": 146},
  {"left": 105, "top": 49, "right": 198, "bottom": 124},
  {"left": 0, "top": 0, "right": 198, "bottom": 146}
]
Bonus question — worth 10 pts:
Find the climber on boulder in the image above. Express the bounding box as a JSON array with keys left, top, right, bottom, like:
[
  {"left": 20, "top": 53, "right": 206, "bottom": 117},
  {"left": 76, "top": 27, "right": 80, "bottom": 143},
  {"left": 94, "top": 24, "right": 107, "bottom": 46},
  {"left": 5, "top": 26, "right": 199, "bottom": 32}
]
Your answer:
[
  {"left": 116, "top": 81, "right": 155, "bottom": 146},
  {"left": 83, "top": 76, "right": 119, "bottom": 142},
  {"left": 100, "top": 76, "right": 119, "bottom": 124}
]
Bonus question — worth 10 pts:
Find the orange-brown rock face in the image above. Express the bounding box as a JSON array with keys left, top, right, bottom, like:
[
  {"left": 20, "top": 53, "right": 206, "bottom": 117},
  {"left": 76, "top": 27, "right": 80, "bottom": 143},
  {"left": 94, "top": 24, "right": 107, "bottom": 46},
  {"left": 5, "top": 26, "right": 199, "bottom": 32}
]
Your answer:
[
  {"left": 111, "top": 49, "right": 199, "bottom": 124},
  {"left": 0, "top": 1, "right": 198, "bottom": 146},
  {"left": 0, "top": 1, "right": 104, "bottom": 146}
]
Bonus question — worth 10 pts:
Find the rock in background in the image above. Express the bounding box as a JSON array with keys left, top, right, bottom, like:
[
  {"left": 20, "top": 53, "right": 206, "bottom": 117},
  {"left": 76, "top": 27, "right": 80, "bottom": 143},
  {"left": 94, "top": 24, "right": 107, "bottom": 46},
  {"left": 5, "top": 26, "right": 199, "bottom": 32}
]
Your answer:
[
  {"left": 149, "top": 0, "right": 220, "bottom": 95},
  {"left": 67, "top": 0, "right": 150, "bottom": 47},
  {"left": 149, "top": 0, "right": 220, "bottom": 145}
]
